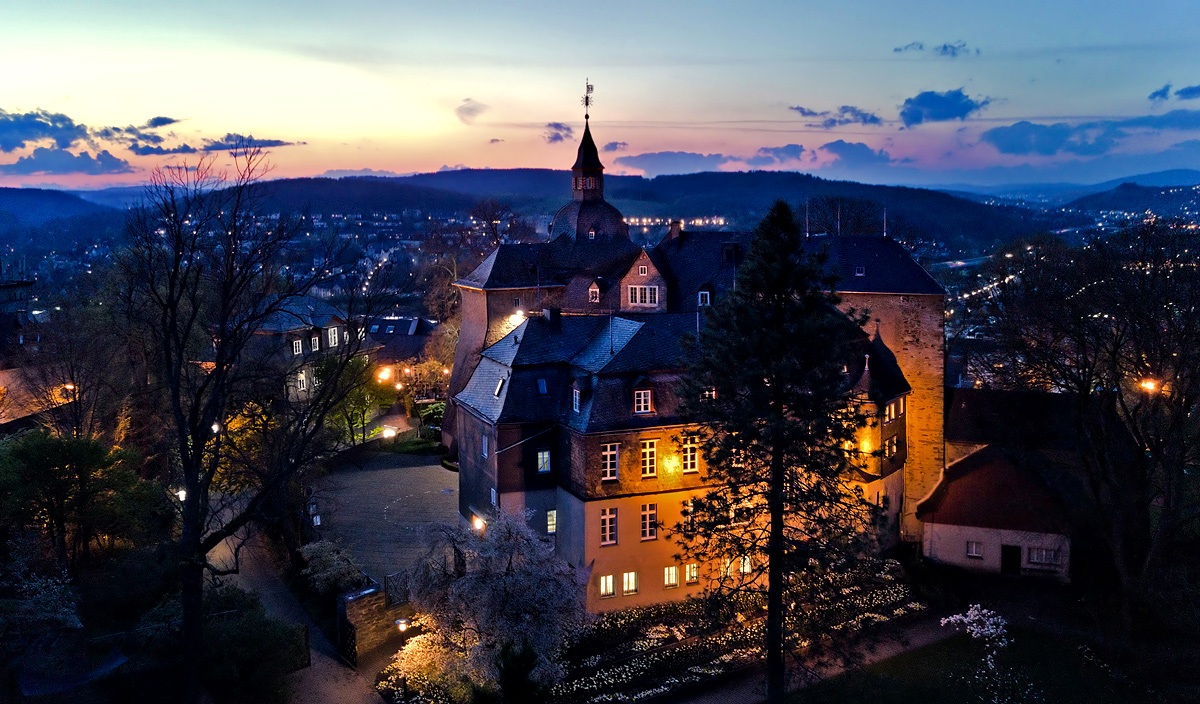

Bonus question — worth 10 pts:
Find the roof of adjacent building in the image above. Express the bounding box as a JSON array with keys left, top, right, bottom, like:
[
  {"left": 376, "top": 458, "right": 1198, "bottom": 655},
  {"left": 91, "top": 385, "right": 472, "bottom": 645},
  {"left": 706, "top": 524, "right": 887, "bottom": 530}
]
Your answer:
[
  {"left": 944, "top": 388, "right": 1080, "bottom": 450},
  {"left": 916, "top": 445, "right": 1071, "bottom": 534},
  {"left": 367, "top": 316, "right": 437, "bottom": 363},
  {"left": 810, "top": 235, "right": 945, "bottom": 296},
  {"left": 258, "top": 297, "right": 344, "bottom": 334}
]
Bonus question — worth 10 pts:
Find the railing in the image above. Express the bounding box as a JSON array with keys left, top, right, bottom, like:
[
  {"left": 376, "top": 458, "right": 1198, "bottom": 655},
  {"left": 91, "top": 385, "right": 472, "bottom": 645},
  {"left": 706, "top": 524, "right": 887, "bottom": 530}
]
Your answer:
[{"left": 385, "top": 571, "right": 410, "bottom": 607}]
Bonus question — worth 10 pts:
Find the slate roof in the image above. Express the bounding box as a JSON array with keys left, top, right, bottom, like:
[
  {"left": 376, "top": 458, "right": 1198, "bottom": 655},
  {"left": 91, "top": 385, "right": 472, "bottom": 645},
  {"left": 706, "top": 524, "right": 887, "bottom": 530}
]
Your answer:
[
  {"left": 259, "top": 297, "right": 344, "bottom": 333},
  {"left": 456, "top": 237, "right": 639, "bottom": 291},
  {"left": 571, "top": 121, "right": 604, "bottom": 171},
  {"left": 650, "top": 231, "right": 752, "bottom": 312},
  {"left": 367, "top": 316, "right": 437, "bottom": 363},
  {"left": 811, "top": 234, "right": 945, "bottom": 296}
]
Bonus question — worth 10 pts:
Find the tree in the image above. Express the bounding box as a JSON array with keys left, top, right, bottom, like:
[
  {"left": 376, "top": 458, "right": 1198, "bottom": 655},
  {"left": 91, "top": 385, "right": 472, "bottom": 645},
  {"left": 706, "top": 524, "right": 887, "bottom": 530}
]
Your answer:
[
  {"left": 672, "top": 201, "right": 876, "bottom": 703},
  {"left": 401, "top": 511, "right": 589, "bottom": 703},
  {"left": 984, "top": 221, "right": 1200, "bottom": 622},
  {"left": 117, "top": 146, "right": 393, "bottom": 696},
  {"left": 323, "top": 356, "right": 396, "bottom": 446}
]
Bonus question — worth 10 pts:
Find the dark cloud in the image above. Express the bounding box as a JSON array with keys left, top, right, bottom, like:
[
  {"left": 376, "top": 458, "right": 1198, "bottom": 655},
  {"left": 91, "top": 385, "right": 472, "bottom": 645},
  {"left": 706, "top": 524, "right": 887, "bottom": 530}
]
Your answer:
[
  {"left": 934, "top": 40, "right": 978, "bottom": 58},
  {"left": 200, "top": 133, "right": 295, "bottom": 151},
  {"left": 1148, "top": 83, "right": 1172, "bottom": 103},
  {"left": 789, "top": 106, "right": 826, "bottom": 117},
  {"left": 455, "top": 98, "right": 488, "bottom": 125},
  {"left": 980, "top": 110, "right": 1200, "bottom": 156},
  {"left": 602, "top": 141, "right": 628, "bottom": 152},
  {"left": 128, "top": 143, "right": 198, "bottom": 156},
  {"left": 1175, "top": 84, "right": 1200, "bottom": 100},
  {"left": 790, "top": 105, "right": 881, "bottom": 128},
  {"left": 746, "top": 144, "right": 806, "bottom": 166},
  {"left": 489, "top": 138, "right": 504, "bottom": 144},
  {"left": 980, "top": 121, "right": 1074, "bottom": 156},
  {"left": 899, "top": 88, "right": 989, "bottom": 127},
  {"left": 543, "top": 122, "right": 574, "bottom": 144},
  {"left": 0, "top": 109, "right": 88, "bottom": 152},
  {"left": 893, "top": 41, "right": 924, "bottom": 53},
  {"left": 819, "top": 140, "right": 892, "bottom": 168},
  {"left": 0, "top": 147, "right": 134, "bottom": 175},
  {"left": 613, "top": 151, "right": 733, "bottom": 177},
  {"left": 144, "top": 116, "right": 180, "bottom": 128}
]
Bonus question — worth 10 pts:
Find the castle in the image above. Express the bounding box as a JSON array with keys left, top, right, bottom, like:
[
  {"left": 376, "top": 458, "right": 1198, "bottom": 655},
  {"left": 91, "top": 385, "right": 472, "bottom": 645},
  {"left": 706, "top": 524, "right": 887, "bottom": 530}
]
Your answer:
[{"left": 446, "top": 118, "right": 945, "bottom": 611}]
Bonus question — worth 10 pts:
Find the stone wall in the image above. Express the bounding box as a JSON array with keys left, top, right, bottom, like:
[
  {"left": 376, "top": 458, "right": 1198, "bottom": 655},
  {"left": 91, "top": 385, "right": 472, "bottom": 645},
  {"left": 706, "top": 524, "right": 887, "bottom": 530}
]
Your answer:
[{"left": 339, "top": 587, "right": 413, "bottom": 662}]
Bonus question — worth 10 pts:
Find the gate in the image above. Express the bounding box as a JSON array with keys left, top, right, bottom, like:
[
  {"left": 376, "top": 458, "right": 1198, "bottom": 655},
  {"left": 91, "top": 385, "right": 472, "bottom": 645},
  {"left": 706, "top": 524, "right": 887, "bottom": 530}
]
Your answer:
[{"left": 385, "top": 571, "right": 410, "bottom": 607}]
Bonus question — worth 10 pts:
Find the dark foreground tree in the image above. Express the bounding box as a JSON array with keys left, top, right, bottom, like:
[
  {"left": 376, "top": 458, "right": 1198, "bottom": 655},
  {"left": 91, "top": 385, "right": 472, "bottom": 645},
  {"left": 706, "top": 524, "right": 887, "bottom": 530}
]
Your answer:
[{"left": 673, "top": 201, "right": 877, "bottom": 703}]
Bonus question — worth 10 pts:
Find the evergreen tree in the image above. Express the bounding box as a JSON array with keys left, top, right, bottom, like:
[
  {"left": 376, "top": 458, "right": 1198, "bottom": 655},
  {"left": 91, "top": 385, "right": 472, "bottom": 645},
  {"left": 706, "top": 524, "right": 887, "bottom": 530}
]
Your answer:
[{"left": 672, "top": 201, "right": 877, "bottom": 702}]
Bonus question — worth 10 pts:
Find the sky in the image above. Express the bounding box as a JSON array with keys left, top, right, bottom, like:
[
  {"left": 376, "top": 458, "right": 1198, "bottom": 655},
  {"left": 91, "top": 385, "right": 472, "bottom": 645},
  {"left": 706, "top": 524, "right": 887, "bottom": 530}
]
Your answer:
[{"left": 2, "top": 0, "right": 1200, "bottom": 190}]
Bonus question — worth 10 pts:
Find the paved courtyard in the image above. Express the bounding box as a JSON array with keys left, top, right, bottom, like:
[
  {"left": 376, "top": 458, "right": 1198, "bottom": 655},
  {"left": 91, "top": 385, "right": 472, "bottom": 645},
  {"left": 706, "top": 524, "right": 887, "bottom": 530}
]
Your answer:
[{"left": 312, "top": 450, "right": 459, "bottom": 582}]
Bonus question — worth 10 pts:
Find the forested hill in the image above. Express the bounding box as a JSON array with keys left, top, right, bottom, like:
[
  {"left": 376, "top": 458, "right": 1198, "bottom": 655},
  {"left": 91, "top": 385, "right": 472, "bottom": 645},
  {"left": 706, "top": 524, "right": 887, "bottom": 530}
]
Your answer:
[
  {"left": 0, "top": 188, "right": 112, "bottom": 226},
  {"left": 1066, "top": 182, "right": 1200, "bottom": 218}
]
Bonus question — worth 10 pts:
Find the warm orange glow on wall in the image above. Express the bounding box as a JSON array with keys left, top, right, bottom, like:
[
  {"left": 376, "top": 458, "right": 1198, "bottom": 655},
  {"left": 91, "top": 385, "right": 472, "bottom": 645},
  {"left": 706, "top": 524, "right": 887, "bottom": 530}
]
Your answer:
[{"left": 662, "top": 454, "right": 681, "bottom": 474}]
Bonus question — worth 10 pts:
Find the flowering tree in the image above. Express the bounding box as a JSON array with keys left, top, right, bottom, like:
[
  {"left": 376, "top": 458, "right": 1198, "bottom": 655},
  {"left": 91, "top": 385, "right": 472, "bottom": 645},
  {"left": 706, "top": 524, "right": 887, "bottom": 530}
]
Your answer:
[
  {"left": 399, "top": 511, "right": 590, "bottom": 703},
  {"left": 942, "top": 604, "right": 1036, "bottom": 704}
]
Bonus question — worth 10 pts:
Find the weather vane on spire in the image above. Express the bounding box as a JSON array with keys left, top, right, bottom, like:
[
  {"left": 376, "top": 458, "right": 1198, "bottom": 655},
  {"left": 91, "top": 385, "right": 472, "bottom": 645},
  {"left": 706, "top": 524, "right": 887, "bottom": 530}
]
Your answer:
[{"left": 581, "top": 79, "right": 594, "bottom": 120}]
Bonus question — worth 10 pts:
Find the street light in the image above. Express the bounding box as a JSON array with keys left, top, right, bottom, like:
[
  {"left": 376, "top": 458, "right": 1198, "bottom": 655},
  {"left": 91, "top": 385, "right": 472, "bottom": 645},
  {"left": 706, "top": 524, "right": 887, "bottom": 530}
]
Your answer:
[
  {"left": 394, "top": 618, "right": 411, "bottom": 632},
  {"left": 1139, "top": 379, "right": 1159, "bottom": 393}
]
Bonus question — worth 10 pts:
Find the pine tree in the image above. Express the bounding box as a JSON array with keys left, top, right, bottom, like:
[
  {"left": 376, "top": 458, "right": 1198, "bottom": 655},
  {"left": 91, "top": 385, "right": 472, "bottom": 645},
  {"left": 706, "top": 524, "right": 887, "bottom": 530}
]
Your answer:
[{"left": 672, "top": 201, "right": 877, "bottom": 702}]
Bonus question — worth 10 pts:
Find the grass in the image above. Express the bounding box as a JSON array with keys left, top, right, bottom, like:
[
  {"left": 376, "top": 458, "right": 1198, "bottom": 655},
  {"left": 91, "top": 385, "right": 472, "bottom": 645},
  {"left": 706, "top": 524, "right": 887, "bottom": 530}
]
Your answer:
[{"left": 792, "top": 629, "right": 1154, "bottom": 704}]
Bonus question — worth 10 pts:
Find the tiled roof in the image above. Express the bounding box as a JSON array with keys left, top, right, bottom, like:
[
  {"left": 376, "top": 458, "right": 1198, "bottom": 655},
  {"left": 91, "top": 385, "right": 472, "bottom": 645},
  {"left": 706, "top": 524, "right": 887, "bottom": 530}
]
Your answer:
[{"left": 811, "top": 234, "right": 945, "bottom": 296}]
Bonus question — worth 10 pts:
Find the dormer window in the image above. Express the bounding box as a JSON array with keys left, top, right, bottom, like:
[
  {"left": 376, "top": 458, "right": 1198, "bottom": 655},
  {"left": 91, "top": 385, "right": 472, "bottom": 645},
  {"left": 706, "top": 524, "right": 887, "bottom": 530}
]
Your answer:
[
  {"left": 855, "top": 266, "right": 866, "bottom": 277},
  {"left": 589, "top": 287, "right": 600, "bottom": 303},
  {"left": 385, "top": 325, "right": 395, "bottom": 334},
  {"left": 292, "top": 339, "right": 303, "bottom": 356},
  {"left": 634, "top": 388, "right": 653, "bottom": 414},
  {"left": 311, "top": 335, "right": 320, "bottom": 350},
  {"left": 588, "top": 229, "right": 596, "bottom": 240},
  {"left": 327, "top": 327, "right": 339, "bottom": 347},
  {"left": 494, "top": 378, "right": 505, "bottom": 397},
  {"left": 572, "top": 387, "right": 581, "bottom": 413},
  {"left": 369, "top": 324, "right": 379, "bottom": 334},
  {"left": 698, "top": 291, "right": 711, "bottom": 307}
]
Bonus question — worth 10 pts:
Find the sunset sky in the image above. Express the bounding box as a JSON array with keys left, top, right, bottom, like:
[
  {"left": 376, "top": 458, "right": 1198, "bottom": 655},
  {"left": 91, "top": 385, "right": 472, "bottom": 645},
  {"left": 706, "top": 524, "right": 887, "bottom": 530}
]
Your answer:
[{"left": 3, "top": 0, "right": 1199, "bottom": 189}]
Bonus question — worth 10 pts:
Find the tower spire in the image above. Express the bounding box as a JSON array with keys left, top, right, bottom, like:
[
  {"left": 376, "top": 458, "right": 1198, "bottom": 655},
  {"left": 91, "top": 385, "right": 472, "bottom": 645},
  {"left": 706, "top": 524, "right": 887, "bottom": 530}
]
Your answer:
[{"left": 581, "top": 79, "right": 594, "bottom": 121}]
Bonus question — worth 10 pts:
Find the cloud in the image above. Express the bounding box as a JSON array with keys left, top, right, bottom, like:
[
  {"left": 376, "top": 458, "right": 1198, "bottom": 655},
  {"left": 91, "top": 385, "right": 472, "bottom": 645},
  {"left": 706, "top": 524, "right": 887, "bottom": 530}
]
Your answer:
[
  {"left": 789, "top": 105, "right": 826, "bottom": 117},
  {"left": 602, "top": 141, "right": 628, "bottom": 152},
  {"left": 0, "top": 147, "right": 134, "bottom": 175},
  {"left": 321, "top": 167, "right": 411, "bottom": 178},
  {"left": 489, "top": 138, "right": 504, "bottom": 144},
  {"left": 899, "top": 88, "right": 989, "bottom": 127},
  {"left": 613, "top": 151, "right": 734, "bottom": 177},
  {"left": 1148, "top": 83, "right": 1172, "bottom": 103},
  {"left": 893, "top": 41, "right": 924, "bottom": 53},
  {"left": 746, "top": 144, "right": 806, "bottom": 166},
  {"left": 543, "top": 122, "right": 574, "bottom": 144},
  {"left": 1175, "top": 84, "right": 1200, "bottom": 100},
  {"left": 144, "top": 116, "right": 180, "bottom": 128},
  {"left": 200, "top": 133, "right": 296, "bottom": 151},
  {"left": 0, "top": 109, "right": 89, "bottom": 152},
  {"left": 455, "top": 98, "right": 488, "bottom": 125},
  {"left": 934, "top": 40, "right": 977, "bottom": 58},
  {"left": 819, "top": 140, "right": 892, "bottom": 168},
  {"left": 438, "top": 164, "right": 467, "bottom": 172},
  {"left": 128, "top": 142, "right": 198, "bottom": 155},
  {"left": 980, "top": 110, "right": 1200, "bottom": 156},
  {"left": 789, "top": 104, "right": 881, "bottom": 128}
]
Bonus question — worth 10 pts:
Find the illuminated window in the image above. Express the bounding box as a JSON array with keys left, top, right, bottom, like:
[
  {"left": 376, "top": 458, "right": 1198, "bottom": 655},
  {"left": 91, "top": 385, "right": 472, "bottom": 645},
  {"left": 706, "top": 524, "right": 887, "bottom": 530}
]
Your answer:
[
  {"left": 628, "top": 285, "right": 659, "bottom": 306},
  {"left": 641, "top": 503, "right": 657, "bottom": 540},
  {"left": 685, "top": 563, "right": 699, "bottom": 584},
  {"left": 599, "top": 574, "right": 614, "bottom": 598},
  {"left": 601, "top": 443, "right": 619, "bottom": 481},
  {"left": 622, "top": 571, "right": 639, "bottom": 595},
  {"left": 537, "top": 449, "right": 551, "bottom": 474},
  {"left": 885, "top": 437, "right": 898, "bottom": 459},
  {"left": 292, "top": 339, "right": 302, "bottom": 355},
  {"left": 701, "top": 387, "right": 717, "bottom": 401},
  {"left": 327, "top": 327, "right": 339, "bottom": 347},
  {"left": 634, "top": 389, "right": 653, "bottom": 413},
  {"left": 589, "top": 287, "right": 600, "bottom": 303},
  {"left": 297, "top": 372, "right": 307, "bottom": 391},
  {"left": 966, "top": 541, "right": 982, "bottom": 558},
  {"left": 573, "top": 387, "right": 581, "bottom": 413},
  {"left": 697, "top": 290, "right": 710, "bottom": 306},
  {"left": 664, "top": 566, "right": 678, "bottom": 588},
  {"left": 600, "top": 508, "right": 617, "bottom": 545},
  {"left": 682, "top": 437, "right": 699, "bottom": 473},
  {"left": 494, "top": 378, "right": 505, "bottom": 397},
  {"left": 639, "top": 265, "right": 647, "bottom": 276},
  {"left": 547, "top": 509, "right": 557, "bottom": 535},
  {"left": 640, "top": 440, "right": 657, "bottom": 477},
  {"left": 739, "top": 555, "right": 752, "bottom": 575}
]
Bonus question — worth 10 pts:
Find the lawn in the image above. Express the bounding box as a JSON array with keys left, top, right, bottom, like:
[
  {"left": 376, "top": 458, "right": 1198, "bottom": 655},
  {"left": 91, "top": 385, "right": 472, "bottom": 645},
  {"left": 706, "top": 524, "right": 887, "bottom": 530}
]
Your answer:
[{"left": 792, "top": 628, "right": 1155, "bottom": 704}]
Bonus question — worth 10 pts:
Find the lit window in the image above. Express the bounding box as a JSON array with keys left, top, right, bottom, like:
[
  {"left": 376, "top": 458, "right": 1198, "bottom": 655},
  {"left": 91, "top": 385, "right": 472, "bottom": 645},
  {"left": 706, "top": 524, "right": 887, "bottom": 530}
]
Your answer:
[
  {"left": 885, "top": 437, "right": 898, "bottom": 459},
  {"left": 327, "top": 327, "right": 339, "bottom": 347},
  {"left": 481, "top": 434, "right": 488, "bottom": 458},
  {"left": 701, "top": 387, "right": 717, "bottom": 401},
  {"left": 966, "top": 541, "right": 982, "bottom": 558},
  {"left": 622, "top": 571, "right": 638, "bottom": 595},
  {"left": 599, "top": 574, "right": 615, "bottom": 598},
  {"left": 547, "top": 509, "right": 557, "bottom": 535},
  {"left": 639, "top": 265, "right": 647, "bottom": 276},
  {"left": 601, "top": 443, "right": 619, "bottom": 481},
  {"left": 682, "top": 437, "right": 699, "bottom": 473},
  {"left": 600, "top": 507, "right": 617, "bottom": 545},
  {"left": 573, "top": 387, "right": 581, "bottom": 413},
  {"left": 292, "top": 339, "right": 302, "bottom": 355},
  {"left": 739, "top": 555, "right": 752, "bottom": 575},
  {"left": 311, "top": 335, "right": 319, "bottom": 350},
  {"left": 628, "top": 285, "right": 659, "bottom": 306},
  {"left": 641, "top": 503, "right": 657, "bottom": 540},
  {"left": 685, "top": 563, "right": 699, "bottom": 584},
  {"left": 697, "top": 290, "right": 710, "bottom": 306},
  {"left": 536, "top": 378, "right": 548, "bottom": 395},
  {"left": 664, "top": 566, "right": 678, "bottom": 588},
  {"left": 537, "top": 449, "right": 551, "bottom": 474},
  {"left": 494, "top": 378, "right": 505, "bottom": 397},
  {"left": 589, "top": 287, "right": 600, "bottom": 303},
  {"left": 1028, "top": 547, "right": 1061, "bottom": 565},
  {"left": 297, "top": 372, "right": 307, "bottom": 391},
  {"left": 640, "top": 440, "right": 657, "bottom": 477},
  {"left": 634, "top": 389, "right": 653, "bottom": 414},
  {"left": 369, "top": 324, "right": 379, "bottom": 333}
]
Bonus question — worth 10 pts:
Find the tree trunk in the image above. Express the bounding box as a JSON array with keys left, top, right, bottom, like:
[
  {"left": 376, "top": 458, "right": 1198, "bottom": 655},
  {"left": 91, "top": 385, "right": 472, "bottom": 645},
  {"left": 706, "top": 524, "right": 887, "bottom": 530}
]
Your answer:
[{"left": 766, "top": 450, "right": 786, "bottom": 703}]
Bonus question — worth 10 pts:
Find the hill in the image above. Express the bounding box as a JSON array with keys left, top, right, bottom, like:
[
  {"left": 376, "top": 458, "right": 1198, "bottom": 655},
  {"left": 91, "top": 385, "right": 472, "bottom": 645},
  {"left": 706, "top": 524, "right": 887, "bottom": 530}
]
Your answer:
[
  {"left": 0, "top": 188, "right": 113, "bottom": 226},
  {"left": 1066, "top": 182, "right": 1200, "bottom": 217},
  {"left": 251, "top": 177, "right": 477, "bottom": 216}
]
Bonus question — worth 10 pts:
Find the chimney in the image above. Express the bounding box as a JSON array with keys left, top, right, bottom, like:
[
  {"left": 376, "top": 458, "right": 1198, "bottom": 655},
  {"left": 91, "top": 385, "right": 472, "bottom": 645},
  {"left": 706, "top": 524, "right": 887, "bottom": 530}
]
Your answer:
[
  {"left": 543, "top": 307, "right": 562, "bottom": 330},
  {"left": 668, "top": 220, "right": 683, "bottom": 242}
]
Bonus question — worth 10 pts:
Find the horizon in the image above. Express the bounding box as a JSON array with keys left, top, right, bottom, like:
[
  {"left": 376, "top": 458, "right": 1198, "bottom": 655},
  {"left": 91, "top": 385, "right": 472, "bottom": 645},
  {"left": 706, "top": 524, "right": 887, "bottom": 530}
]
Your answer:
[{"left": 3, "top": 1, "right": 1200, "bottom": 190}]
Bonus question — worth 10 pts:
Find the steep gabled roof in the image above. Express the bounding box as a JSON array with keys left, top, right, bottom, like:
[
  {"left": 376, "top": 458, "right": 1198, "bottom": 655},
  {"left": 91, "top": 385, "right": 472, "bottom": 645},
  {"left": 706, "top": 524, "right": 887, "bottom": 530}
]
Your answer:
[
  {"left": 812, "top": 234, "right": 945, "bottom": 296},
  {"left": 572, "top": 121, "right": 604, "bottom": 171}
]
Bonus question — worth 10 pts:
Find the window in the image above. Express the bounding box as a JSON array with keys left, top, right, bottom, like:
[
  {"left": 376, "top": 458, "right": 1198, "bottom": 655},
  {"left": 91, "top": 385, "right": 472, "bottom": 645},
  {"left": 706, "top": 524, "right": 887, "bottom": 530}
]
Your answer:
[
  {"left": 311, "top": 335, "right": 319, "bottom": 350},
  {"left": 697, "top": 290, "right": 710, "bottom": 306},
  {"left": 512, "top": 297, "right": 521, "bottom": 309},
  {"left": 682, "top": 499, "right": 695, "bottom": 531},
  {"left": 385, "top": 325, "right": 395, "bottom": 334},
  {"left": 634, "top": 389, "right": 653, "bottom": 413},
  {"left": 628, "top": 285, "right": 659, "bottom": 306},
  {"left": 601, "top": 443, "right": 619, "bottom": 481},
  {"left": 369, "top": 324, "right": 379, "bottom": 334},
  {"left": 682, "top": 437, "right": 699, "bottom": 473},
  {"left": 537, "top": 449, "right": 551, "bottom": 474},
  {"left": 588, "top": 229, "right": 596, "bottom": 240},
  {"left": 701, "top": 387, "right": 717, "bottom": 401},
  {"left": 855, "top": 266, "right": 866, "bottom": 277},
  {"left": 588, "top": 287, "right": 600, "bottom": 303},
  {"left": 685, "top": 563, "right": 699, "bottom": 584},
  {"left": 547, "top": 509, "right": 557, "bottom": 535},
  {"left": 490, "top": 487, "right": 497, "bottom": 506},
  {"left": 599, "top": 574, "right": 615, "bottom": 598},
  {"left": 739, "top": 555, "right": 752, "bottom": 575},
  {"left": 641, "top": 503, "right": 657, "bottom": 540},
  {"left": 640, "top": 440, "right": 657, "bottom": 477},
  {"left": 664, "top": 566, "right": 678, "bottom": 588},
  {"left": 966, "top": 541, "right": 983, "bottom": 558},
  {"left": 622, "top": 571, "right": 638, "bottom": 595},
  {"left": 327, "top": 327, "right": 339, "bottom": 347},
  {"left": 572, "top": 387, "right": 581, "bottom": 413},
  {"left": 600, "top": 507, "right": 617, "bottom": 545},
  {"left": 1028, "top": 547, "right": 1061, "bottom": 565},
  {"left": 493, "top": 378, "right": 505, "bottom": 397},
  {"left": 292, "top": 339, "right": 303, "bottom": 355},
  {"left": 885, "top": 437, "right": 898, "bottom": 459},
  {"left": 536, "top": 378, "right": 548, "bottom": 395},
  {"left": 638, "top": 265, "right": 648, "bottom": 276},
  {"left": 481, "top": 434, "right": 488, "bottom": 458},
  {"left": 884, "top": 397, "right": 906, "bottom": 423},
  {"left": 297, "top": 372, "right": 307, "bottom": 391}
]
